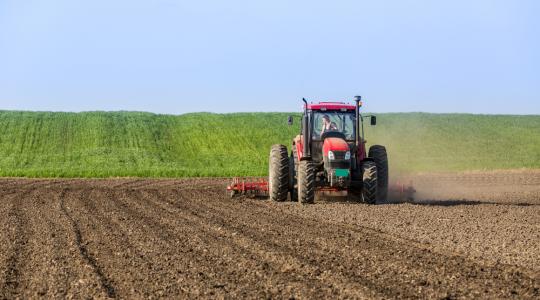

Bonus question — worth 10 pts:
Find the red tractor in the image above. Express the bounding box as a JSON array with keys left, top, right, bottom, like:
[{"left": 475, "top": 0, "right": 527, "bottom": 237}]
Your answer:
[
  {"left": 227, "top": 96, "right": 414, "bottom": 202},
  {"left": 269, "top": 96, "right": 388, "bottom": 204}
]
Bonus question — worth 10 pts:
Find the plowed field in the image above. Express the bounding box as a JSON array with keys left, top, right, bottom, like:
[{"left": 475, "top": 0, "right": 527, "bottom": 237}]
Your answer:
[{"left": 0, "top": 171, "right": 539, "bottom": 299}]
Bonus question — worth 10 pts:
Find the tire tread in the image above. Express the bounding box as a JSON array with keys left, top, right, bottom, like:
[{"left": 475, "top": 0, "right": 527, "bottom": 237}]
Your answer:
[
  {"left": 298, "top": 160, "right": 315, "bottom": 204},
  {"left": 369, "top": 145, "right": 388, "bottom": 202},
  {"left": 269, "top": 145, "right": 289, "bottom": 202}
]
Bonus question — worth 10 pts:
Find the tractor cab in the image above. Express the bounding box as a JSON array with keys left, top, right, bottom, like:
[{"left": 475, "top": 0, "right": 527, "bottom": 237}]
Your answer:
[
  {"left": 294, "top": 100, "right": 367, "bottom": 165},
  {"left": 306, "top": 103, "right": 357, "bottom": 163}
]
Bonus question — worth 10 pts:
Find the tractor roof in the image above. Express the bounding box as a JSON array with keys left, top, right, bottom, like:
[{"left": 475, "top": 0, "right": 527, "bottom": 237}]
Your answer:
[{"left": 306, "top": 102, "right": 356, "bottom": 111}]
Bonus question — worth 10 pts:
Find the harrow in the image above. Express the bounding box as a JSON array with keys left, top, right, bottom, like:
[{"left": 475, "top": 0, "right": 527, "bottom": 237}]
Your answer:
[
  {"left": 388, "top": 180, "right": 416, "bottom": 202},
  {"left": 227, "top": 177, "right": 269, "bottom": 198}
]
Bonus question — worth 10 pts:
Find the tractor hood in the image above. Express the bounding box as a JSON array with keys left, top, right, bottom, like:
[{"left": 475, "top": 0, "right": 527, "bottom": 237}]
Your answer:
[{"left": 322, "top": 137, "right": 349, "bottom": 156}]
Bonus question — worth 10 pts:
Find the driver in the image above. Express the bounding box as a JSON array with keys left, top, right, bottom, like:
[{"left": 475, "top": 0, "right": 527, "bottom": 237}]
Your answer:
[{"left": 321, "top": 114, "right": 338, "bottom": 136}]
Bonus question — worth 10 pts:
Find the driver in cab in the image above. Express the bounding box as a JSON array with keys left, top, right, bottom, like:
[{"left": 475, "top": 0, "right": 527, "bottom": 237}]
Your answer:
[{"left": 321, "top": 115, "right": 338, "bottom": 137}]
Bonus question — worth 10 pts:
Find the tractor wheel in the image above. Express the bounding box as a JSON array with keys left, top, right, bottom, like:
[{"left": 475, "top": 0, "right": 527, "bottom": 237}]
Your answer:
[
  {"left": 361, "top": 161, "right": 378, "bottom": 204},
  {"left": 269, "top": 144, "right": 289, "bottom": 202},
  {"left": 369, "top": 145, "right": 388, "bottom": 202},
  {"left": 297, "top": 160, "right": 315, "bottom": 204},
  {"left": 289, "top": 152, "right": 298, "bottom": 202}
]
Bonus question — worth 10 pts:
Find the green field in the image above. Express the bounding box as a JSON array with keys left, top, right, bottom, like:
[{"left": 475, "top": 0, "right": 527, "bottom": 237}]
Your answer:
[{"left": 0, "top": 111, "right": 538, "bottom": 178}]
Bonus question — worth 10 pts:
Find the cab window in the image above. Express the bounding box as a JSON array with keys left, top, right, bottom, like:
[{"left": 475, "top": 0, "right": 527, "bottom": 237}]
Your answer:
[{"left": 312, "top": 112, "right": 355, "bottom": 140}]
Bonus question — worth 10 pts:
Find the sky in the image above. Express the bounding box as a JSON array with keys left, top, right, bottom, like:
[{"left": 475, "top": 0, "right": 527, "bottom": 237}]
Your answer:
[{"left": 0, "top": 0, "right": 539, "bottom": 114}]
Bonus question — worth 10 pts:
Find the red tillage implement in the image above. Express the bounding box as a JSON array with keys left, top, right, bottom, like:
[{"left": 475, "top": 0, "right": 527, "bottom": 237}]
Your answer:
[
  {"left": 227, "top": 177, "right": 269, "bottom": 198},
  {"left": 388, "top": 181, "right": 416, "bottom": 202}
]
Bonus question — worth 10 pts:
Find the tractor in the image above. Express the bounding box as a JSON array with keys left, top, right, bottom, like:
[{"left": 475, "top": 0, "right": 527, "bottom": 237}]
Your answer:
[
  {"left": 226, "top": 96, "right": 414, "bottom": 202},
  {"left": 269, "top": 96, "right": 387, "bottom": 204}
]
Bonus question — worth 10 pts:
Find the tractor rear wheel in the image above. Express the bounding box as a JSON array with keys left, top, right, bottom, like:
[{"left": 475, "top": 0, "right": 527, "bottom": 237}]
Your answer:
[
  {"left": 361, "top": 161, "right": 378, "bottom": 204},
  {"left": 297, "top": 160, "right": 315, "bottom": 204},
  {"left": 369, "top": 145, "right": 388, "bottom": 202},
  {"left": 269, "top": 144, "right": 289, "bottom": 202}
]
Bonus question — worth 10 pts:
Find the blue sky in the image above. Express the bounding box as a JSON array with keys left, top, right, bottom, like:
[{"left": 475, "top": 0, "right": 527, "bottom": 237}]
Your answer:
[{"left": 0, "top": 0, "right": 538, "bottom": 114}]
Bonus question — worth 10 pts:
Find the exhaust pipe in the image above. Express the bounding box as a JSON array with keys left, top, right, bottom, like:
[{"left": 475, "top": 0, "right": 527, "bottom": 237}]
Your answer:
[
  {"left": 354, "top": 95, "right": 361, "bottom": 150},
  {"left": 302, "top": 98, "right": 311, "bottom": 159}
]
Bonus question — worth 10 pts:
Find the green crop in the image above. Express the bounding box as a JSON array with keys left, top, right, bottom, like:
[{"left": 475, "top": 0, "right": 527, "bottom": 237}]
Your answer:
[{"left": 0, "top": 111, "right": 538, "bottom": 178}]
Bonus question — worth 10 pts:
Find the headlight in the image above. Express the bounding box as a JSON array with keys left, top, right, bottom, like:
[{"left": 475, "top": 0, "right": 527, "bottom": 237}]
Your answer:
[
  {"left": 345, "top": 151, "right": 351, "bottom": 160},
  {"left": 328, "top": 151, "right": 335, "bottom": 160}
]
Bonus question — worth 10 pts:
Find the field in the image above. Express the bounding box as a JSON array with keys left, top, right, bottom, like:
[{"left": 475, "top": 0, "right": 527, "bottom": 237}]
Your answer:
[
  {"left": 0, "top": 111, "right": 539, "bottom": 177},
  {"left": 1, "top": 110, "right": 539, "bottom": 298},
  {"left": 0, "top": 172, "right": 539, "bottom": 298}
]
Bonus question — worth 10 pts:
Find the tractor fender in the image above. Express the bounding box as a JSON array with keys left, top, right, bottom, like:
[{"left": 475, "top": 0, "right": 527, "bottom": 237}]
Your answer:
[{"left": 293, "top": 135, "right": 306, "bottom": 161}]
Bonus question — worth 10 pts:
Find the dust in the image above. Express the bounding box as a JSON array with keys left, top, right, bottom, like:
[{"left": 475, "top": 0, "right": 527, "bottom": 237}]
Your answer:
[{"left": 391, "top": 170, "right": 540, "bottom": 205}]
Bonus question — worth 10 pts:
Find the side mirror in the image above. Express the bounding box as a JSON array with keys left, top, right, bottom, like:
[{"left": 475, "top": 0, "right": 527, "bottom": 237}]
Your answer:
[
  {"left": 370, "top": 116, "right": 377, "bottom": 126},
  {"left": 287, "top": 115, "right": 293, "bottom": 126}
]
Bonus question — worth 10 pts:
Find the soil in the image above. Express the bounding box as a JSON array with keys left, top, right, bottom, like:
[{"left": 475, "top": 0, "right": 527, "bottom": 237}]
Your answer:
[{"left": 0, "top": 171, "right": 539, "bottom": 299}]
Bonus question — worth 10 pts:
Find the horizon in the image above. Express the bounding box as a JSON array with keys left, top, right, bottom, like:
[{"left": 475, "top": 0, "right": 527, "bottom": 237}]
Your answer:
[{"left": 1, "top": 108, "right": 538, "bottom": 117}]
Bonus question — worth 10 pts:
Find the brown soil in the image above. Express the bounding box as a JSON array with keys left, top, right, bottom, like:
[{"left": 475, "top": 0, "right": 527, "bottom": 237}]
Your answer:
[{"left": 0, "top": 171, "right": 539, "bottom": 299}]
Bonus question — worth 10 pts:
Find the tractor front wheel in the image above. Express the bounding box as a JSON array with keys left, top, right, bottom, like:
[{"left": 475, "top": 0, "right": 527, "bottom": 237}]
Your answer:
[
  {"left": 361, "top": 161, "right": 378, "bottom": 204},
  {"left": 269, "top": 144, "right": 289, "bottom": 202},
  {"left": 297, "top": 160, "right": 315, "bottom": 204}
]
